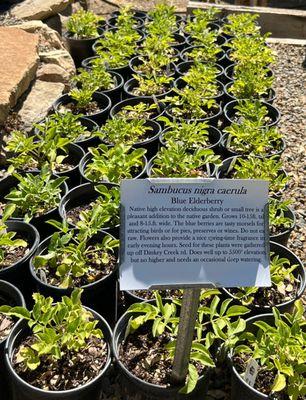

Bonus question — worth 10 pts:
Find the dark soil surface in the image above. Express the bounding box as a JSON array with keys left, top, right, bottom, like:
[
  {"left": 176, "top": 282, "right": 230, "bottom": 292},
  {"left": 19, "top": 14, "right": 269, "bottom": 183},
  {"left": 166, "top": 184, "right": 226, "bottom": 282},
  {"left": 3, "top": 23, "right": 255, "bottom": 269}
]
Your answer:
[
  {"left": 59, "top": 101, "right": 101, "bottom": 116},
  {"left": 13, "top": 335, "right": 108, "bottom": 391},
  {"left": 0, "top": 241, "right": 29, "bottom": 269},
  {"left": 119, "top": 323, "right": 205, "bottom": 387},
  {"left": 66, "top": 203, "right": 93, "bottom": 225}
]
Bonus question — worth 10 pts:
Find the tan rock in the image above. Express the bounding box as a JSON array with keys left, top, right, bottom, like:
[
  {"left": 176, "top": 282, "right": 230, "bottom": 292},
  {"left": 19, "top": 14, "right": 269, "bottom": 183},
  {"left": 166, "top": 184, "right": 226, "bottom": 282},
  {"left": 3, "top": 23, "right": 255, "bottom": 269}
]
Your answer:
[
  {"left": 10, "top": 0, "right": 73, "bottom": 21},
  {"left": 39, "top": 49, "right": 75, "bottom": 79},
  {"left": 18, "top": 80, "right": 65, "bottom": 128},
  {"left": 0, "top": 27, "right": 39, "bottom": 123},
  {"left": 36, "top": 63, "right": 70, "bottom": 88}
]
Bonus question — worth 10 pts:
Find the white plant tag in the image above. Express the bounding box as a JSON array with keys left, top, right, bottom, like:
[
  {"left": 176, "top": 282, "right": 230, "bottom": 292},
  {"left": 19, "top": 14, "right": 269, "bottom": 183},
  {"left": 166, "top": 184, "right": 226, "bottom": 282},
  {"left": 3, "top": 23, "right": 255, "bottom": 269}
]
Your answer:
[{"left": 244, "top": 358, "right": 259, "bottom": 387}]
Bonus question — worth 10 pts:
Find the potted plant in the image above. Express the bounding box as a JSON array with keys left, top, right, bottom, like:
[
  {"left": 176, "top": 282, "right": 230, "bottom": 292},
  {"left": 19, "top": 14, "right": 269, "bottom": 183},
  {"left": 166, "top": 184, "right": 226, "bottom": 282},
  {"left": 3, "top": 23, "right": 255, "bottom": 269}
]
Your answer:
[
  {"left": 148, "top": 143, "right": 221, "bottom": 178},
  {"left": 159, "top": 117, "right": 222, "bottom": 154},
  {"left": 221, "top": 122, "right": 285, "bottom": 159},
  {"left": 124, "top": 74, "right": 174, "bottom": 99},
  {"left": 59, "top": 183, "right": 120, "bottom": 236},
  {"left": 185, "top": 8, "right": 222, "bottom": 32},
  {"left": 110, "top": 97, "right": 164, "bottom": 121},
  {"left": 223, "top": 99, "right": 280, "bottom": 129},
  {"left": 0, "top": 206, "right": 39, "bottom": 296},
  {"left": 65, "top": 9, "right": 104, "bottom": 67},
  {"left": 269, "top": 199, "right": 295, "bottom": 245},
  {"left": 107, "top": 6, "right": 144, "bottom": 31},
  {"left": 164, "top": 87, "right": 222, "bottom": 126},
  {"left": 72, "top": 64, "right": 124, "bottom": 104},
  {"left": 1, "top": 289, "right": 113, "bottom": 400},
  {"left": 222, "top": 241, "right": 305, "bottom": 316},
  {"left": 113, "top": 292, "right": 249, "bottom": 399},
  {"left": 5, "top": 125, "right": 84, "bottom": 188},
  {"left": 0, "top": 280, "right": 25, "bottom": 399},
  {"left": 176, "top": 61, "right": 224, "bottom": 83},
  {"left": 35, "top": 112, "right": 99, "bottom": 150},
  {"left": 80, "top": 144, "right": 147, "bottom": 184},
  {"left": 147, "top": 3, "right": 183, "bottom": 35},
  {"left": 181, "top": 43, "right": 223, "bottom": 65},
  {"left": 0, "top": 168, "right": 68, "bottom": 238},
  {"left": 53, "top": 87, "right": 111, "bottom": 124},
  {"left": 216, "top": 156, "right": 289, "bottom": 198},
  {"left": 30, "top": 222, "right": 119, "bottom": 323},
  {"left": 95, "top": 116, "right": 161, "bottom": 157},
  {"left": 222, "top": 13, "right": 260, "bottom": 39},
  {"left": 230, "top": 300, "right": 305, "bottom": 400}
]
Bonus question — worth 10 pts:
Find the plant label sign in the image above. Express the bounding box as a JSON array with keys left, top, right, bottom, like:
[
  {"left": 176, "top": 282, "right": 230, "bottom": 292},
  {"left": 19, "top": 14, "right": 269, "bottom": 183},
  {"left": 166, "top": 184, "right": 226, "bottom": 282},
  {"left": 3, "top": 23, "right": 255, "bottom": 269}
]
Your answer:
[{"left": 120, "top": 178, "right": 270, "bottom": 290}]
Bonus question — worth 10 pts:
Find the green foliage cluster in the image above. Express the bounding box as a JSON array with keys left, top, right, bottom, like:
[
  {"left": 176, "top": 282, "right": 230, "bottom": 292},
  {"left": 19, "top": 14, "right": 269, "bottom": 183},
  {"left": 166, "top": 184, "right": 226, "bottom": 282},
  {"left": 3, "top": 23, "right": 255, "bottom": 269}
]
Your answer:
[{"left": 66, "top": 9, "right": 103, "bottom": 39}]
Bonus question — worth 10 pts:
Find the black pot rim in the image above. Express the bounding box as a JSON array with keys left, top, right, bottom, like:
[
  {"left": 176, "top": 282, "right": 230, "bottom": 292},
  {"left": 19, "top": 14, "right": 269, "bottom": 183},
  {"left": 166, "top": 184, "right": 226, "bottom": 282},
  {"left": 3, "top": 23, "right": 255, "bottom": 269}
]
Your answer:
[
  {"left": 4, "top": 307, "right": 112, "bottom": 395},
  {"left": 94, "top": 70, "right": 124, "bottom": 96},
  {"left": 53, "top": 92, "right": 111, "bottom": 119},
  {"left": 223, "top": 99, "right": 281, "bottom": 128},
  {"left": 112, "top": 305, "right": 207, "bottom": 393},
  {"left": 0, "top": 221, "right": 40, "bottom": 274},
  {"left": 29, "top": 232, "right": 119, "bottom": 292},
  {"left": 269, "top": 205, "right": 296, "bottom": 239},
  {"left": 124, "top": 77, "right": 174, "bottom": 99},
  {"left": 109, "top": 96, "right": 164, "bottom": 120},
  {"left": 74, "top": 116, "right": 99, "bottom": 146},
  {"left": 224, "top": 81, "right": 276, "bottom": 103},
  {"left": 64, "top": 31, "right": 102, "bottom": 42},
  {"left": 165, "top": 102, "right": 222, "bottom": 124},
  {"left": 79, "top": 149, "right": 148, "bottom": 184},
  {"left": 175, "top": 60, "right": 224, "bottom": 78},
  {"left": 223, "top": 241, "right": 306, "bottom": 310}
]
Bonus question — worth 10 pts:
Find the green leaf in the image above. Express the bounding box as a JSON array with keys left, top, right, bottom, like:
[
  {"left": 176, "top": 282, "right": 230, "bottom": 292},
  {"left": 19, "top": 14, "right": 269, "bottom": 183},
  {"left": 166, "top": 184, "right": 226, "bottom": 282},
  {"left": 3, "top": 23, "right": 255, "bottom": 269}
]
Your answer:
[
  {"left": 2, "top": 203, "right": 16, "bottom": 221},
  {"left": 179, "top": 364, "right": 198, "bottom": 394},
  {"left": 226, "top": 305, "right": 250, "bottom": 317},
  {"left": 271, "top": 373, "right": 286, "bottom": 392}
]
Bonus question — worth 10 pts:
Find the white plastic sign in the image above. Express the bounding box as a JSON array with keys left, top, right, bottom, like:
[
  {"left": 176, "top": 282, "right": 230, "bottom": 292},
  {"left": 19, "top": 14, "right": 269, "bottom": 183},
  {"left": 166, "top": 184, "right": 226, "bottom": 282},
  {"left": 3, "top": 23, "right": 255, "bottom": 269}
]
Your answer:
[{"left": 120, "top": 178, "right": 270, "bottom": 290}]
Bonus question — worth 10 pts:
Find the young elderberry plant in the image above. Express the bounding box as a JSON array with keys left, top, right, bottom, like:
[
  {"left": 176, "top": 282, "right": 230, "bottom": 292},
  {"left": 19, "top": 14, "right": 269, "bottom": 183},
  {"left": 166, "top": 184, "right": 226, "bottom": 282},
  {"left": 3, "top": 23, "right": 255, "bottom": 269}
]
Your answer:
[
  {"left": 0, "top": 205, "right": 27, "bottom": 267},
  {"left": 112, "top": 6, "right": 138, "bottom": 32},
  {"left": 33, "top": 223, "right": 119, "bottom": 289},
  {"left": 233, "top": 99, "right": 273, "bottom": 127},
  {"left": 68, "top": 184, "right": 120, "bottom": 232},
  {"left": 3, "top": 168, "right": 66, "bottom": 223},
  {"left": 231, "top": 156, "right": 289, "bottom": 196},
  {"left": 6, "top": 113, "right": 86, "bottom": 173},
  {"left": 95, "top": 30, "right": 139, "bottom": 68},
  {"left": 228, "top": 66, "right": 274, "bottom": 100},
  {"left": 69, "top": 87, "right": 95, "bottom": 110},
  {"left": 159, "top": 117, "right": 211, "bottom": 150},
  {"left": 84, "top": 144, "right": 146, "bottom": 184},
  {"left": 66, "top": 9, "right": 103, "bottom": 39},
  {"left": 72, "top": 66, "right": 114, "bottom": 93},
  {"left": 231, "top": 253, "right": 299, "bottom": 306},
  {"left": 147, "top": 3, "right": 177, "bottom": 36},
  {"left": 132, "top": 74, "right": 174, "bottom": 96},
  {"left": 269, "top": 198, "right": 294, "bottom": 236},
  {"left": 96, "top": 117, "right": 153, "bottom": 145},
  {"left": 224, "top": 122, "right": 283, "bottom": 156},
  {"left": 151, "top": 143, "right": 221, "bottom": 178},
  {"left": 125, "top": 292, "right": 215, "bottom": 394},
  {"left": 229, "top": 34, "right": 275, "bottom": 68},
  {"left": 183, "top": 40, "right": 221, "bottom": 64},
  {"left": 116, "top": 102, "right": 159, "bottom": 120},
  {"left": 0, "top": 289, "right": 103, "bottom": 371},
  {"left": 185, "top": 8, "right": 221, "bottom": 36},
  {"left": 181, "top": 62, "right": 220, "bottom": 93},
  {"left": 233, "top": 300, "right": 306, "bottom": 400},
  {"left": 222, "top": 13, "right": 260, "bottom": 37},
  {"left": 166, "top": 87, "right": 218, "bottom": 120}
]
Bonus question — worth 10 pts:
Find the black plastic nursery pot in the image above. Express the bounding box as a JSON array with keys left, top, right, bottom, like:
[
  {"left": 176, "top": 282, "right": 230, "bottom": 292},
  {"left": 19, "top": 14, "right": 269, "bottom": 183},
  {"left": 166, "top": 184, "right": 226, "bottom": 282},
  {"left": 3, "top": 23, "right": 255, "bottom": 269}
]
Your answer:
[
  {"left": 222, "top": 241, "right": 305, "bottom": 317},
  {"left": 108, "top": 16, "right": 145, "bottom": 30},
  {"left": 79, "top": 149, "right": 148, "bottom": 184},
  {"left": 0, "top": 280, "right": 25, "bottom": 400},
  {"left": 180, "top": 45, "right": 226, "bottom": 66},
  {"left": 29, "top": 231, "right": 119, "bottom": 325},
  {"left": 219, "top": 133, "right": 286, "bottom": 160},
  {"left": 112, "top": 307, "right": 211, "bottom": 400},
  {"left": 124, "top": 78, "right": 174, "bottom": 100},
  {"left": 270, "top": 206, "right": 296, "bottom": 246},
  {"left": 59, "top": 182, "right": 120, "bottom": 236},
  {"left": 74, "top": 117, "right": 99, "bottom": 150},
  {"left": 174, "top": 76, "right": 225, "bottom": 105},
  {"left": 160, "top": 125, "right": 223, "bottom": 155},
  {"left": 175, "top": 61, "right": 224, "bottom": 83},
  {"left": 164, "top": 103, "right": 222, "bottom": 128},
  {"left": 170, "top": 33, "right": 187, "bottom": 52},
  {"left": 110, "top": 96, "right": 166, "bottom": 121},
  {"left": 223, "top": 100, "right": 281, "bottom": 128},
  {"left": 54, "top": 143, "right": 84, "bottom": 188},
  {"left": 82, "top": 55, "right": 132, "bottom": 82},
  {"left": 64, "top": 32, "right": 102, "bottom": 68},
  {"left": 53, "top": 92, "right": 111, "bottom": 124},
  {"left": 0, "top": 221, "right": 39, "bottom": 301},
  {"left": 4, "top": 307, "right": 112, "bottom": 400},
  {"left": 96, "top": 71, "right": 124, "bottom": 104},
  {"left": 224, "top": 64, "right": 274, "bottom": 84},
  {"left": 129, "top": 56, "right": 177, "bottom": 78},
  {"left": 0, "top": 174, "right": 68, "bottom": 240},
  {"left": 224, "top": 82, "right": 276, "bottom": 105},
  {"left": 110, "top": 10, "right": 147, "bottom": 20},
  {"left": 230, "top": 313, "right": 286, "bottom": 400}
]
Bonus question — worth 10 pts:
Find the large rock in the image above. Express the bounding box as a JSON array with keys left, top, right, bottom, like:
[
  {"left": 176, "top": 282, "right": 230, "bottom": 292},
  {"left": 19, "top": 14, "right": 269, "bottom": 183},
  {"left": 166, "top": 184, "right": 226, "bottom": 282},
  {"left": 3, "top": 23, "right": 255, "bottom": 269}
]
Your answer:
[
  {"left": 10, "top": 0, "right": 73, "bottom": 21},
  {"left": 36, "top": 63, "right": 70, "bottom": 88},
  {"left": 18, "top": 80, "right": 65, "bottom": 128},
  {"left": 39, "top": 50, "right": 75, "bottom": 78},
  {"left": 0, "top": 27, "right": 39, "bottom": 123}
]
